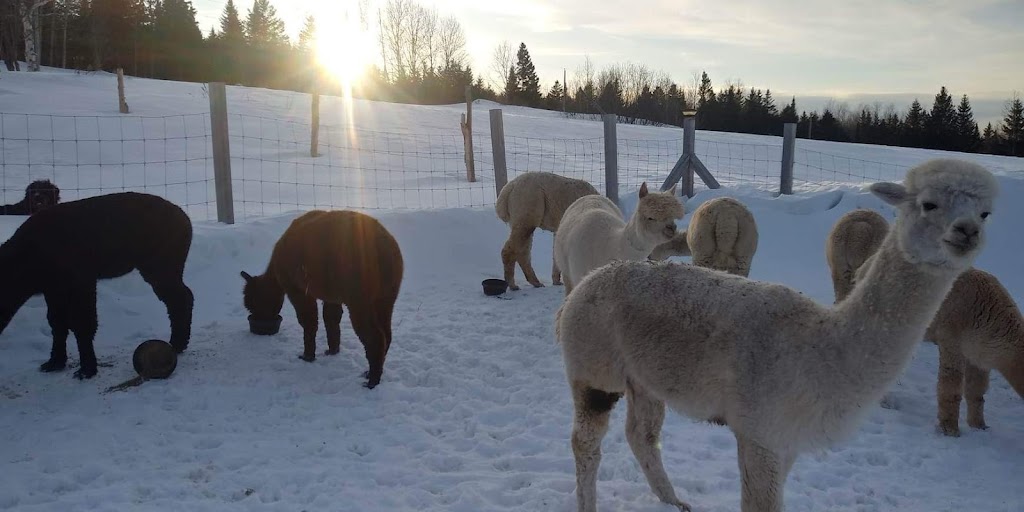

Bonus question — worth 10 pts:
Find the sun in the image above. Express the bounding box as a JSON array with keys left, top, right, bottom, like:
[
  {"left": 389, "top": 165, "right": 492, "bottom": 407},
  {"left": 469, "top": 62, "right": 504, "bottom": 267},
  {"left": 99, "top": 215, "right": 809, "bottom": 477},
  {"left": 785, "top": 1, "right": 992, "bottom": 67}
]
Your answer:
[{"left": 314, "top": 8, "right": 372, "bottom": 89}]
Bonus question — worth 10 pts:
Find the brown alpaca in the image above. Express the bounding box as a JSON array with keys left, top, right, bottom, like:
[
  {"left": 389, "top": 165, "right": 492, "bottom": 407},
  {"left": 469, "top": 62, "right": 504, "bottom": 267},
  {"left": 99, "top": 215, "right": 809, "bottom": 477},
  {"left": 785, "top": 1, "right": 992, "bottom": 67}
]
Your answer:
[
  {"left": 495, "top": 172, "right": 599, "bottom": 290},
  {"left": 829, "top": 209, "right": 1024, "bottom": 436},
  {"left": 241, "top": 210, "right": 404, "bottom": 389}
]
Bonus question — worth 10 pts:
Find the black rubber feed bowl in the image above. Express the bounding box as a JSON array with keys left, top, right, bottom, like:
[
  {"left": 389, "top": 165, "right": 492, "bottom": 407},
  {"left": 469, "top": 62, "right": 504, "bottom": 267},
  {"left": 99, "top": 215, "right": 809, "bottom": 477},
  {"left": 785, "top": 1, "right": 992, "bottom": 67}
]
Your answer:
[
  {"left": 482, "top": 278, "right": 508, "bottom": 296},
  {"left": 132, "top": 340, "right": 178, "bottom": 380},
  {"left": 248, "top": 314, "right": 283, "bottom": 335}
]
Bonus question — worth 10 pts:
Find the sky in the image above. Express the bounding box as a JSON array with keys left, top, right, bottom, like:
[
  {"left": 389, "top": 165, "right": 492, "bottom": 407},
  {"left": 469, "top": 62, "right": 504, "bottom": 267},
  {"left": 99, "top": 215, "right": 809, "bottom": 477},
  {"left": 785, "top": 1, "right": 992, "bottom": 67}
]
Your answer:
[{"left": 191, "top": 0, "right": 1024, "bottom": 126}]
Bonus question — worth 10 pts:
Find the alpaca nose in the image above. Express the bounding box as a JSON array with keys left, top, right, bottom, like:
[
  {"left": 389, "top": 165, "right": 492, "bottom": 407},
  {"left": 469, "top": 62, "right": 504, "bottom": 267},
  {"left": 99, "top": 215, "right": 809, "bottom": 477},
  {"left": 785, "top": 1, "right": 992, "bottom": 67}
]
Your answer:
[{"left": 953, "top": 221, "right": 979, "bottom": 239}]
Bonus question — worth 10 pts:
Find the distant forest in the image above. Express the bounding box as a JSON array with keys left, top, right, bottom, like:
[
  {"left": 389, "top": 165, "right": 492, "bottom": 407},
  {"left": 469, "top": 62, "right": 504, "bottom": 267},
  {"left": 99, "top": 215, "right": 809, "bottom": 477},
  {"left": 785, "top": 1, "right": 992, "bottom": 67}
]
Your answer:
[{"left": 2, "top": 0, "right": 1022, "bottom": 157}]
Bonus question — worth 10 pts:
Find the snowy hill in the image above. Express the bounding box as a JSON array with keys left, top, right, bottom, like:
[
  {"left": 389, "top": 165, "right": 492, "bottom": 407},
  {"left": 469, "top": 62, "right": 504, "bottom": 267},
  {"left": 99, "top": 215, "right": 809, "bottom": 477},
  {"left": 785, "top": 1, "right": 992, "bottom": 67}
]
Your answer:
[{"left": 0, "top": 70, "right": 1022, "bottom": 512}]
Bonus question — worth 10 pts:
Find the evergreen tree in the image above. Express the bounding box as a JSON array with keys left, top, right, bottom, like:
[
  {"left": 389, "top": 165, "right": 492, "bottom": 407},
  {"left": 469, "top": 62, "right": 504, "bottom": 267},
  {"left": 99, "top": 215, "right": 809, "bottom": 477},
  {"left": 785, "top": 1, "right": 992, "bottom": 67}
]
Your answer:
[
  {"left": 696, "top": 71, "right": 716, "bottom": 128},
  {"left": 780, "top": 97, "right": 798, "bottom": 123},
  {"left": 297, "top": 15, "right": 317, "bottom": 53},
  {"left": 1001, "top": 94, "right": 1024, "bottom": 157},
  {"left": 514, "top": 42, "right": 541, "bottom": 106},
  {"left": 214, "top": 0, "right": 246, "bottom": 84},
  {"left": 503, "top": 65, "right": 518, "bottom": 104},
  {"left": 245, "top": 0, "right": 288, "bottom": 48},
  {"left": 903, "top": 99, "right": 927, "bottom": 148},
  {"left": 219, "top": 0, "right": 244, "bottom": 45},
  {"left": 981, "top": 122, "right": 1002, "bottom": 154},
  {"left": 546, "top": 80, "right": 564, "bottom": 110},
  {"left": 152, "top": 0, "right": 203, "bottom": 81},
  {"left": 954, "top": 94, "right": 980, "bottom": 152},
  {"left": 925, "top": 86, "right": 957, "bottom": 150},
  {"left": 244, "top": 0, "right": 289, "bottom": 87},
  {"left": 598, "top": 78, "right": 624, "bottom": 115}
]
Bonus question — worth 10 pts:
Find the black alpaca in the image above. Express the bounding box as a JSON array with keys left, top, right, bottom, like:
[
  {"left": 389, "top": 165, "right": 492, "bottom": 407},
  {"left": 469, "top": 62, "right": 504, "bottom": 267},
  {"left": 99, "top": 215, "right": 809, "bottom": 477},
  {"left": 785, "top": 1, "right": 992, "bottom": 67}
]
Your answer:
[
  {"left": 0, "top": 179, "right": 61, "bottom": 215},
  {"left": 0, "top": 192, "right": 194, "bottom": 379}
]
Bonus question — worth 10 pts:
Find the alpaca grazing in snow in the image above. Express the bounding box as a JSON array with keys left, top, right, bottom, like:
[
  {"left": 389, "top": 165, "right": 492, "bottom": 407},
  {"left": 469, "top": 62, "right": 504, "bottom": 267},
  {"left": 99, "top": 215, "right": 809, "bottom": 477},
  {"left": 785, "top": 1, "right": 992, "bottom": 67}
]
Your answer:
[
  {"left": 650, "top": 196, "right": 758, "bottom": 277},
  {"left": 828, "top": 209, "right": 1024, "bottom": 436},
  {"left": 0, "top": 192, "right": 194, "bottom": 379},
  {"left": 556, "top": 158, "right": 997, "bottom": 512},
  {"left": 1, "top": 179, "right": 61, "bottom": 215},
  {"left": 554, "top": 182, "right": 683, "bottom": 296},
  {"left": 241, "top": 210, "right": 404, "bottom": 389},
  {"left": 495, "top": 171, "right": 599, "bottom": 290}
]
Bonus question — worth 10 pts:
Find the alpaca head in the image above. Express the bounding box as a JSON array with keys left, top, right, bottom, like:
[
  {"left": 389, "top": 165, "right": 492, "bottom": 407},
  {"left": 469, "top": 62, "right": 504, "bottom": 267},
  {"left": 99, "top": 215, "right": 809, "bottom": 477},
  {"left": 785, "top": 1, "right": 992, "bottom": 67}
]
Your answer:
[
  {"left": 635, "top": 182, "right": 685, "bottom": 244},
  {"left": 25, "top": 180, "right": 60, "bottom": 214},
  {"left": 870, "top": 158, "right": 997, "bottom": 272},
  {"left": 240, "top": 271, "right": 285, "bottom": 319}
]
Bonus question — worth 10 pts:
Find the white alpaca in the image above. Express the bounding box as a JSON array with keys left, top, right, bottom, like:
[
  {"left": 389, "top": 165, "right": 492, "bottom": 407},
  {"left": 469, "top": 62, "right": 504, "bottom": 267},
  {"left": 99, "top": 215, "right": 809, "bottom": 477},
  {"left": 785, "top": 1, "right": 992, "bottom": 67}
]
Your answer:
[
  {"left": 554, "top": 182, "right": 684, "bottom": 296},
  {"left": 829, "top": 209, "right": 1024, "bottom": 437},
  {"left": 651, "top": 197, "right": 758, "bottom": 276},
  {"left": 556, "top": 158, "right": 998, "bottom": 512}
]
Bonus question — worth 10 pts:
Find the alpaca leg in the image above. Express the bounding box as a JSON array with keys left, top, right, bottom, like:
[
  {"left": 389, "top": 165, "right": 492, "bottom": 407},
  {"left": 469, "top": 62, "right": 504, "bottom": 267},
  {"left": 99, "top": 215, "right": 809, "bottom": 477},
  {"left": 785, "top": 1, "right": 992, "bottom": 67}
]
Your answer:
[
  {"left": 322, "top": 302, "right": 344, "bottom": 356},
  {"left": 512, "top": 226, "right": 544, "bottom": 288},
  {"left": 625, "top": 381, "right": 690, "bottom": 511},
  {"left": 40, "top": 289, "right": 71, "bottom": 373},
  {"left": 501, "top": 234, "right": 521, "bottom": 291},
  {"left": 378, "top": 298, "right": 396, "bottom": 355},
  {"left": 286, "top": 290, "right": 319, "bottom": 362},
  {"left": 142, "top": 271, "right": 194, "bottom": 354},
  {"left": 350, "top": 305, "right": 388, "bottom": 389},
  {"left": 552, "top": 248, "right": 562, "bottom": 286},
  {"left": 68, "top": 280, "right": 99, "bottom": 380},
  {"left": 936, "top": 342, "right": 965, "bottom": 437},
  {"left": 736, "top": 436, "right": 795, "bottom": 512},
  {"left": 964, "top": 361, "right": 990, "bottom": 430},
  {"left": 570, "top": 382, "right": 619, "bottom": 512}
]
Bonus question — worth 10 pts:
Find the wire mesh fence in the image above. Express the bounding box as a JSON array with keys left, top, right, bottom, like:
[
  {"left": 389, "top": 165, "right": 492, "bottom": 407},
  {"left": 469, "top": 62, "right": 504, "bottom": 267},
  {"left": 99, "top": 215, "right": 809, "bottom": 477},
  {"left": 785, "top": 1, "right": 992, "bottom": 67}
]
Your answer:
[
  {"left": 228, "top": 114, "right": 495, "bottom": 219},
  {"left": 2, "top": 106, "right": 950, "bottom": 225},
  {"left": 0, "top": 113, "right": 215, "bottom": 220}
]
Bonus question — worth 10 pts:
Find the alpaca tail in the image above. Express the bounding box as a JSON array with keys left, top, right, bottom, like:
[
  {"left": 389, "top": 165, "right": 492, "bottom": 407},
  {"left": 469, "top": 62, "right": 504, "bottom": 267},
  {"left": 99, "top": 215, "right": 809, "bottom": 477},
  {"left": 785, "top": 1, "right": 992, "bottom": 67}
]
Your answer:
[
  {"left": 553, "top": 303, "right": 565, "bottom": 344},
  {"left": 495, "top": 180, "right": 515, "bottom": 224},
  {"left": 714, "top": 212, "right": 740, "bottom": 255}
]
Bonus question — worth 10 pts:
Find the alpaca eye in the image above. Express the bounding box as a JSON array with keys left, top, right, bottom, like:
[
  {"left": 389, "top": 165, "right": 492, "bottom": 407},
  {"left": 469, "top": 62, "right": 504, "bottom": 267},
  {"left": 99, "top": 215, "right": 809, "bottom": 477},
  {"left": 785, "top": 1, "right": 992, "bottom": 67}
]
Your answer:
[
  {"left": 647, "top": 217, "right": 655, "bottom": 221},
  {"left": 921, "top": 202, "right": 937, "bottom": 211},
  {"left": 981, "top": 212, "right": 990, "bottom": 220}
]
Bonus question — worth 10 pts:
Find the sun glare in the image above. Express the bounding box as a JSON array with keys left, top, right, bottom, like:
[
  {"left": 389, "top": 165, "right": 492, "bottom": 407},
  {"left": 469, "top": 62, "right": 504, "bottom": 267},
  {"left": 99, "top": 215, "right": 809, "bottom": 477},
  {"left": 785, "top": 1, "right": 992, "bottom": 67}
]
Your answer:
[{"left": 315, "top": 7, "right": 372, "bottom": 89}]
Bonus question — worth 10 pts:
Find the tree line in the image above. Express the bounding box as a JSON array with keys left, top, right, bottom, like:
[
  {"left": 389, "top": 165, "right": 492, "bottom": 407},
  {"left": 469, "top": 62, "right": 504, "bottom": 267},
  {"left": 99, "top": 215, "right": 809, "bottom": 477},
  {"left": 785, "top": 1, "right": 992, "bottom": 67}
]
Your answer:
[{"left": 1, "top": 0, "right": 1021, "bottom": 157}]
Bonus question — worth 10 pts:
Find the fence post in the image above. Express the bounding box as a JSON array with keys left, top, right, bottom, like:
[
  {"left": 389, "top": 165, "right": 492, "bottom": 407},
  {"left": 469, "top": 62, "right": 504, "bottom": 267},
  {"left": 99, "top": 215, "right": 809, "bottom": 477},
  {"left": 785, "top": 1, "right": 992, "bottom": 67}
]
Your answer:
[
  {"left": 603, "top": 114, "right": 618, "bottom": 206},
  {"left": 310, "top": 85, "right": 320, "bottom": 157},
  {"left": 208, "top": 82, "right": 235, "bottom": 224},
  {"left": 116, "top": 68, "right": 129, "bottom": 114},
  {"left": 780, "top": 122, "right": 796, "bottom": 195},
  {"left": 490, "top": 109, "right": 508, "bottom": 199},
  {"left": 462, "top": 85, "right": 476, "bottom": 182},
  {"left": 681, "top": 113, "right": 696, "bottom": 197}
]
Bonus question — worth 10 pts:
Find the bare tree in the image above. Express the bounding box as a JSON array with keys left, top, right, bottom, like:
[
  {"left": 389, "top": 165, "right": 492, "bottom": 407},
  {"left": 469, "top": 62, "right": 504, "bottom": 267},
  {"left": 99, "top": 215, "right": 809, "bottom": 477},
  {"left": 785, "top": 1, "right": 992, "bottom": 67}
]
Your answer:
[
  {"left": 19, "top": 0, "right": 52, "bottom": 71},
  {"left": 378, "top": 0, "right": 441, "bottom": 80},
  {"left": 381, "top": 0, "right": 411, "bottom": 80},
  {"left": 490, "top": 40, "right": 513, "bottom": 90},
  {"left": 437, "top": 15, "right": 465, "bottom": 68}
]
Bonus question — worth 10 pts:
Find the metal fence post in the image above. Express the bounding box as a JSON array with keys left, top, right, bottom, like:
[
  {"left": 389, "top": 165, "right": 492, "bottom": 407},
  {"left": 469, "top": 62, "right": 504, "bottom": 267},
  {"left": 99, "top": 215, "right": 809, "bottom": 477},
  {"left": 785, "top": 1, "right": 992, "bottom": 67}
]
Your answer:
[
  {"left": 490, "top": 109, "right": 508, "bottom": 199},
  {"left": 780, "top": 122, "right": 796, "bottom": 195},
  {"left": 681, "top": 114, "right": 696, "bottom": 197},
  {"left": 208, "top": 82, "right": 235, "bottom": 224},
  {"left": 603, "top": 114, "right": 618, "bottom": 206}
]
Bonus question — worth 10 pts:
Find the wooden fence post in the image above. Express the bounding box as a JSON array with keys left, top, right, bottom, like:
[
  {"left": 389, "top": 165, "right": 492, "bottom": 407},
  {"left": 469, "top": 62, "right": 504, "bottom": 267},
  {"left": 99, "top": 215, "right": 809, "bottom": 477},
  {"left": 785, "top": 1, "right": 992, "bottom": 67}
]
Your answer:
[
  {"left": 603, "top": 114, "right": 618, "bottom": 206},
  {"left": 490, "top": 109, "right": 508, "bottom": 199},
  {"left": 462, "top": 85, "right": 476, "bottom": 182},
  {"left": 681, "top": 114, "right": 696, "bottom": 197},
  {"left": 310, "top": 86, "right": 320, "bottom": 157},
  {"left": 780, "top": 122, "right": 796, "bottom": 195},
  {"left": 116, "top": 68, "right": 129, "bottom": 113},
  {"left": 208, "top": 82, "right": 234, "bottom": 224}
]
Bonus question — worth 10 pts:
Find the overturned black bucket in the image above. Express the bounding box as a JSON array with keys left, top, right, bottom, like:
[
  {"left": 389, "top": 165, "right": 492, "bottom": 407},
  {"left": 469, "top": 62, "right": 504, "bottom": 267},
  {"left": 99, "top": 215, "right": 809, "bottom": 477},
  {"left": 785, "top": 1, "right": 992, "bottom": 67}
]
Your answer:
[{"left": 482, "top": 278, "right": 508, "bottom": 296}]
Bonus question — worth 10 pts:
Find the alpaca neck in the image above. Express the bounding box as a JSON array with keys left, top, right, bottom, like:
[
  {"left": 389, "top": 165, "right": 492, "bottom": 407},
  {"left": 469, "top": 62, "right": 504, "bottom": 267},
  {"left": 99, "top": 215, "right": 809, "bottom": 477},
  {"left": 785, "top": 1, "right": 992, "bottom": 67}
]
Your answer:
[
  {"left": 834, "top": 233, "right": 963, "bottom": 385},
  {"left": 620, "top": 215, "right": 655, "bottom": 260},
  {"left": 997, "top": 320, "right": 1024, "bottom": 398},
  {"left": 0, "top": 243, "right": 36, "bottom": 334}
]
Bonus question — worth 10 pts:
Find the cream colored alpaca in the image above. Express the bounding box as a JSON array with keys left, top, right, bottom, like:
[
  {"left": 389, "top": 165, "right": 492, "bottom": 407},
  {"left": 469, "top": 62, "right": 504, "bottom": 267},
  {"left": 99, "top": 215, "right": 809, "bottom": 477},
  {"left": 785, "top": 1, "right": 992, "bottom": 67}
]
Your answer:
[
  {"left": 554, "top": 182, "right": 684, "bottom": 296},
  {"left": 495, "top": 172, "right": 599, "bottom": 290},
  {"left": 556, "top": 158, "right": 998, "bottom": 512},
  {"left": 686, "top": 197, "right": 758, "bottom": 277},
  {"left": 829, "top": 210, "right": 1024, "bottom": 437},
  {"left": 826, "top": 209, "right": 890, "bottom": 303}
]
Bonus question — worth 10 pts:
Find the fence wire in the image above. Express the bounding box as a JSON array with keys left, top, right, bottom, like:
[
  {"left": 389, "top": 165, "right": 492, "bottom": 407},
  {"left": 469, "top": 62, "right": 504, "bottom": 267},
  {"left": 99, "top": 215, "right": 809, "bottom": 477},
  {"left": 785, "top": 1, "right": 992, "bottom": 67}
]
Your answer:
[
  {"left": 693, "top": 136, "right": 783, "bottom": 192},
  {"left": 0, "top": 113, "right": 215, "bottom": 220},
  {"left": 505, "top": 135, "right": 605, "bottom": 193},
  {"left": 793, "top": 148, "right": 907, "bottom": 186}
]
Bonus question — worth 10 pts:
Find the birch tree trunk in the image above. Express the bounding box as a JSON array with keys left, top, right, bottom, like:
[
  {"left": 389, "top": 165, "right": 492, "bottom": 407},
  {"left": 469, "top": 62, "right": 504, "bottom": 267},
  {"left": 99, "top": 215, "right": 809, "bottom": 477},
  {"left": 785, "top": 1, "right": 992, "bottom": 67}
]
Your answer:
[{"left": 19, "top": 0, "right": 53, "bottom": 72}]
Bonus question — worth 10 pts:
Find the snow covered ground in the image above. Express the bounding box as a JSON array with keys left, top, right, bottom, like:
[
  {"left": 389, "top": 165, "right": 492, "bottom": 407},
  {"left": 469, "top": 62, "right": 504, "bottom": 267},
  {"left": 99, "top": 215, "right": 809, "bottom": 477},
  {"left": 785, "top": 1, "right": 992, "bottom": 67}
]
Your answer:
[{"left": 0, "top": 69, "right": 1023, "bottom": 511}]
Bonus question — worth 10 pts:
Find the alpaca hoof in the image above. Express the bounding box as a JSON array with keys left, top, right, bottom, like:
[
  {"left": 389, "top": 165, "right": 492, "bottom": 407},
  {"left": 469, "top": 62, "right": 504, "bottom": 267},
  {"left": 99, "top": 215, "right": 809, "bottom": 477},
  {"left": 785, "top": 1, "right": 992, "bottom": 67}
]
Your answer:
[
  {"left": 298, "top": 354, "right": 316, "bottom": 363},
  {"left": 73, "top": 367, "right": 97, "bottom": 380},
  {"left": 552, "top": 281, "right": 563, "bottom": 286},
  {"left": 362, "top": 370, "right": 370, "bottom": 378},
  {"left": 529, "top": 282, "right": 545, "bottom": 288},
  {"left": 39, "top": 359, "right": 67, "bottom": 373},
  {"left": 508, "top": 283, "right": 520, "bottom": 291},
  {"left": 324, "top": 348, "right": 340, "bottom": 356},
  {"left": 667, "top": 498, "right": 692, "bottom": 512},
  {"left": 968, "top": 420, "right": 988, "bottom": 431},
  {"left": 363, "top": 380, "right": 378, "bottom": 389},
  {"left": 171, "top": 342, "right": 188, "bottom": 354},
  {"left": 938, "top": 423, "right": 961, "bottom": 437}
]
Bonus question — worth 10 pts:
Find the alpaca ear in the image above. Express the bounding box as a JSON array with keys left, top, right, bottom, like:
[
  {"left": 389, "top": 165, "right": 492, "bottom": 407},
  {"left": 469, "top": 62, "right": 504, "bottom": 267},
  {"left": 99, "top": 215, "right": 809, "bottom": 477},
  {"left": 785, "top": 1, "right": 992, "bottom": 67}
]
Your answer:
[
  {"left": 668, "top": 183, "right": 677, "bottom": 196},
  {"left": 869, "top": 182, "right": 908, "bottom": 206},
  {"left": 639, "top": 182, "right": 649, "bottom": 198},
  {"left": 240, "top": 271, "right": 253, "bottom": 282}
]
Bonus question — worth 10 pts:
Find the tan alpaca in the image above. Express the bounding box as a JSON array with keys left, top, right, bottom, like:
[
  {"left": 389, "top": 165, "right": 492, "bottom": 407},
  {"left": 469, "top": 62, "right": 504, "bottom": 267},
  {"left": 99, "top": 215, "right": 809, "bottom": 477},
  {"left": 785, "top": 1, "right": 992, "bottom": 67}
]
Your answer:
[
  {"left": 556, "top": 158, "right": 998, "bottom": 512},
  {"left": 829, "top": 209, "right": 1024, "bottom": 437},
  {"left": 554, "top": 182, "right": 684, "bottom": 296},
  {"left": 686, "top": 197, "right": 758, "bottom": 277},
  {"left": 495, "top": 172, "right": 599, "bottom": 290},
  {"left": 826, "top": 209, "right": 890, "bottom": 303}
]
